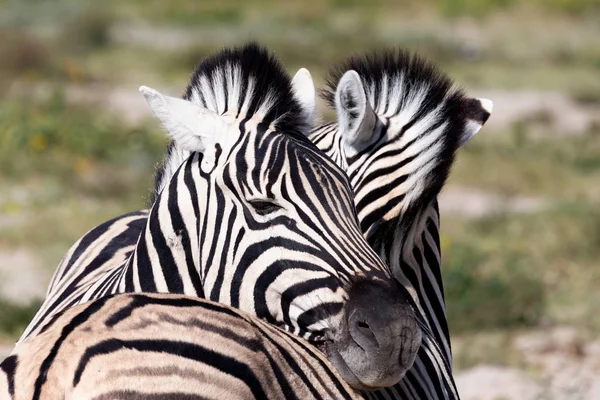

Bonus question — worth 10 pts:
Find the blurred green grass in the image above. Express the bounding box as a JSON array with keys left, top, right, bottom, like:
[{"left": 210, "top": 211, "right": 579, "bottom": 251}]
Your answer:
[
  {"left": 2, "top": 0, "right": 599, "bottom": 89},
  {"left": 0, "top": 299, "right": 43, "bottom": 342},
  {"left": 0, "top": 1, "right": 599, "bottom": 370},
  {"left": 443, "top": 201, "right": 600, "bottom": 333},
  {"left": 0, "top": 93, "right": 165, "bottom": 288},
  {"left": 0, "top": 91, "right": 165, "bottom": 182},
  {"left": 451, "top": 128, "right": 600, "bottom": 198}
]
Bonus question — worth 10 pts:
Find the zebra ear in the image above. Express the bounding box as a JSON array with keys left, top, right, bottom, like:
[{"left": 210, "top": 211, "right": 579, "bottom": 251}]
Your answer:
[
  {"left": 291, "top": 68, "right": 316, "bottom": 124},
  {"left": 335, "top": 70, "right": 377, "bottom": 152},
  {"left": 140, "top": 86, "right": 224, "bottom": 171},
  {"left": 460, "top": 98, "right": 493, "bottom": 146}
]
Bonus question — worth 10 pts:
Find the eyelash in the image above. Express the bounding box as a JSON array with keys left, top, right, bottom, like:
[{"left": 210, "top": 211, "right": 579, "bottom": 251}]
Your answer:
[{"left": 248, "top": 199, "right": 282, "bottom": 216}]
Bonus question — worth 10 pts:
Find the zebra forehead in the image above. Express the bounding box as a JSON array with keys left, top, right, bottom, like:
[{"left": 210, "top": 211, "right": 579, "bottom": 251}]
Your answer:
[
  {"left": 183, "top": 42, "right": 310, "bottom": 136},
  {"left": 287, "top": 136, "right": 352, "bottom": 184},
  {"left": 320, "top": 48, "right": 467, "bottom": 118}
]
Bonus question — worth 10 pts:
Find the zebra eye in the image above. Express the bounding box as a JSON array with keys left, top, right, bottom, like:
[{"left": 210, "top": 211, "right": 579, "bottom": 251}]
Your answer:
[{"left": 249, "top": 199, "right": 283, "bottom": 216}]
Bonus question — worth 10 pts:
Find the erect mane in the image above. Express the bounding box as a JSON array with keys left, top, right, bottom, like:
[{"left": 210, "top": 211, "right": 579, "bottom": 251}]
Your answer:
[
  {"left": 149, "top": 42, "right": 308, "bottom": 205},
  {"left": 320, "top": 49, "right": 472, "bottom": 244},
  {"left": 184, "top": 42, "right": 308, "bottom": 134},
  {"left": 320, "top": 48, "right": 466, "bottom": 117}
]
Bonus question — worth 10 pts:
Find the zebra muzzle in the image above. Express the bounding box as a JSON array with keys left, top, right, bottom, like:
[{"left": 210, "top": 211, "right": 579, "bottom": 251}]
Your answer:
[{"left": 323, "top": 280, "right": 422, "bottom": 390}]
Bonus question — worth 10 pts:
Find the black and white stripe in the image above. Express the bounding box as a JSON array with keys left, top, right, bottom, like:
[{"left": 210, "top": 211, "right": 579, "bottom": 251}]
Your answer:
[
  {"left": 18, "top": 43, "right": 421, "bottom": 390},
  {"left": 17, "top": 45, "right": 493, "bottom": 397},
  {"left": 3, "top": 293, "right": 361, "bottom": 399},
  {"left": 310, "top": 49, "right": 492, "bottom": 399}
]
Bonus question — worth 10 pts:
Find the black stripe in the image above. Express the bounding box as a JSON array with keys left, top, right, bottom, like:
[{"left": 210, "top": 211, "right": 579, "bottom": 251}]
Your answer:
[
  {"left": 27, "top": 215, "right": 145, "bottom": 337},
  {"left": 279, "top": 277, "right": 340, "bottom": 331},
  {"left": 0, "top": 355, "right": 17, "bottom": 397},
  {"left": 182, "top": 156, "right": 204, "bottom": 296},
  {"left": 57, "top": 218, "right": 113, "bottom": 281},
  {"left": 401, "top": 368, "right": 430, "bottom": 400},
  {"left": 146, "top": 187, "right": 184, "bottom": 293},
  {"left": 93, "top": 391, "right": 209, "bottom": 400},
  {"left": 254, "top": 324, "right": 355, "bottom": 399},
  {"left": 213, "top": 202, "right": 238, "bottom": 306},
  {"left": 135, "top": 232, "right": 157, "bottom": 292},
  {"left": 168, "top": 162, "right": 202, "bottom": 296},
  {"left": 295, "top": 302, "right": 344, "bottom": 338},
  {"left": 74, "top": 339, "right": 269, "bottom": 398},
  {"left": 205, "top": 186, "right": 228, "bottom": 302},
  {"left": 104, "top": 294, "right": 240, "bottom": 328},
  {"left": 33, "top": 296, "right": 111, "bottom": 399}
]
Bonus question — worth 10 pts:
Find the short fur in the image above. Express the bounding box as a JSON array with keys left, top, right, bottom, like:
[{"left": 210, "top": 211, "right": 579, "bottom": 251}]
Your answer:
[
  {"left": 3, "top": 293, "right": 361, "bottom": 399},
  {"left": 310, "top": 49, "right": 487, "bottom": 399}
]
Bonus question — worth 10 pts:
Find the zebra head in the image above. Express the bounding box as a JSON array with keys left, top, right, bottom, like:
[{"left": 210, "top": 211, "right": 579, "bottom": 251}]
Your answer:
[
  {"left": 139, "top": 43, "right": 421, "bottom": 390},
  {"left": 315, "top": 50, "right": 493, "bottom": 241},
  {"left": 308, "top": 51, "right": 493, "bottom": 293}
]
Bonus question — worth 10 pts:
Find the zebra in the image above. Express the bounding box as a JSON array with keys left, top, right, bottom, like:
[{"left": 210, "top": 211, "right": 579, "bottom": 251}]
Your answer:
[
  {"left": 20, "top": 46, "right": 493, "bottom": 396},
  {"left": 150, "top": 49, "right": 493, "bottom": 399},
  {"left": 16, "top": 43, "right": 422, "bottom": 390},
  {"left": 1, "top": 293, "right": 362, "bottom": 400},
  {"left": 300, "top": 50, "right": 493, "bottom": 399}
]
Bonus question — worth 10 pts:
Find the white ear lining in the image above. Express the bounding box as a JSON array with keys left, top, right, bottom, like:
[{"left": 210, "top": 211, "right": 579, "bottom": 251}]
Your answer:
[
  {"left": 335, "top": 70, "right": 377, "bottom": 151},
  {"left": 291, "top": 68, "right": 316, "bottom": 124},
  {"left": 139, "top": 85, "right": 225, "bottom": 154},
  {"left": 460, "top": 120, "right": 484, "bottom": 146}
]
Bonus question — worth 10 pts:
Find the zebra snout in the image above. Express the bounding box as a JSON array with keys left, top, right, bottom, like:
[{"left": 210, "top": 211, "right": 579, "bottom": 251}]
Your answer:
[{"left": 325, "top": 280, "right": 422, "bottom": 390}]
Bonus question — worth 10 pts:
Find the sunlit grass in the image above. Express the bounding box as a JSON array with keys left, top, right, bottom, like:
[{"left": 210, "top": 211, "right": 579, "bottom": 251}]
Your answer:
[
  {"left": 450, "top": 127, "right": 600, "bottom": 199},
  {"left": 0, "top": 95, "right": 164, "bottom": 292},
  {"left": 0, "top": 91, "right": 165, "bottom": 185},
  {"left": 443, "top": 201, "right": 600, "bottom": 334}
]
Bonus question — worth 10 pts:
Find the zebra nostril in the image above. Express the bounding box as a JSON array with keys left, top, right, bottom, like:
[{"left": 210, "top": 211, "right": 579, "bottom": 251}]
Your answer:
[{"left": 350, "top": 315, "right": 379, "bottom": 350}]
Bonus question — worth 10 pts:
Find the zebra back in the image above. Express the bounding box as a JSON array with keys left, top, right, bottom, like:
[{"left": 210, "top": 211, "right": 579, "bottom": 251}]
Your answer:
[{"left": 2, "top": 293, "right": 360, "bottom": 400}]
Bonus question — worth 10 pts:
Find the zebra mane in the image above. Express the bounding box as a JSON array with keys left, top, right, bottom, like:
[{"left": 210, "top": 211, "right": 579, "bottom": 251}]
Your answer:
[
  {"left": 184, "top": 42, "right": 308, "bottom": 132},
  {"left": 150, "top": 42, "right": 308, "bottom": 204},
  {"left": 320, "top": 48, "right": 466, "bottom": 118},
  {"left": 321, "top": 49, "right": 470, "bottom": 250}
]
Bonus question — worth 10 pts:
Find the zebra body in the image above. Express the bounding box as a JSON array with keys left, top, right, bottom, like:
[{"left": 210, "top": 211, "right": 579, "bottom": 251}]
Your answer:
[
  {"left": 308, "top": 50, "right": 492, "bottom": 399},
  {"left": 150, "top": 49, "right": 493, "bottom": 398},
  {"left": 18, "top": 48, "right": 493, "bottom": 397},
  {"left": 1, "top": 293, "right": 360, "bottom": 400},
  {"left": 17, "top": 43, "right": 421, "bottom": 390}
]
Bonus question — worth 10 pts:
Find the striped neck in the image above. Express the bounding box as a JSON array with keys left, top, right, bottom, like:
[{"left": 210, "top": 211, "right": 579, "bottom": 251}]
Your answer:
[{"left": 121, "top": 154, "right": 204, "bottom": 296}]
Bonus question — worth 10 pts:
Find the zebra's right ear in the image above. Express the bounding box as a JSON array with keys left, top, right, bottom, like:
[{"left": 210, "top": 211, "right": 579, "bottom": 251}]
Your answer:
[
  {"left": 460, "top": 98, "right": 493, "bottom": 146},
  {"left": 139, "top": 86, "right": 223, "bottom": 155},
  {"left": 335, "top": 70, "right": 377, "bottom": 154},
  {"left": 291, "top": 68, "right": 316, "bottom": 124}
]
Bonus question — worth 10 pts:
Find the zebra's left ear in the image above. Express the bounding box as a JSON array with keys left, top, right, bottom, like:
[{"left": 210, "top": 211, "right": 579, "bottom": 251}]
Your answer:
[
  {"left": 291, "top": 68, "right": 316, "bottom": 124},
  {"left": 460, "top": 98, "right": 493, "bottom": 146},
  {"left": 140, "top": 86, "right": 224, "bottom": 170},
  {"left": 335, "top": 70, "right": 378, "bottom": 154}
]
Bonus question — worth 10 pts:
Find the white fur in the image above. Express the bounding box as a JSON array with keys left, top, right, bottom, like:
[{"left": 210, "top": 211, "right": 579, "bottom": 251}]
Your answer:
[
  {"left": 291, "top": 68, "right": 316, "bottom": 123},
  {"left": 139, "top": 86, "right": 227, "bottom": 172},
  {"left": 335, "top": 70, "right": 378, "bottom": 154},
  {"left": 479, "top": 97, "right": 494, "bottom": 114}
]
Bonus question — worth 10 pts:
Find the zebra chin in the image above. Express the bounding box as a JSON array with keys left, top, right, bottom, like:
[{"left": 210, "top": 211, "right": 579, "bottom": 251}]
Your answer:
[{"left": 321, "top": 279, "right": 422, "bottom": 390}]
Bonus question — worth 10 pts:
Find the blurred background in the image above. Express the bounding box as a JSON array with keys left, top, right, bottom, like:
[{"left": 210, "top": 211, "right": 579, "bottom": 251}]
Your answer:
[{"left": 0, "top": 0, "right": 599, "bottom": 398}]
